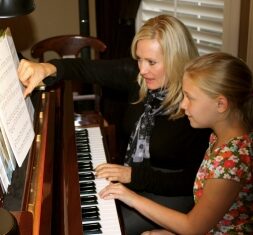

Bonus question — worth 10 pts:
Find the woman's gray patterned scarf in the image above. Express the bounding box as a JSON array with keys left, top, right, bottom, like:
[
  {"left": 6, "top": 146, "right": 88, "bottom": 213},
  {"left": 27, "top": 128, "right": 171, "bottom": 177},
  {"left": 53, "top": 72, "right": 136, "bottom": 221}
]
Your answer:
[{"left": 124, "top": 89, "right": 166, "bottom": 165}]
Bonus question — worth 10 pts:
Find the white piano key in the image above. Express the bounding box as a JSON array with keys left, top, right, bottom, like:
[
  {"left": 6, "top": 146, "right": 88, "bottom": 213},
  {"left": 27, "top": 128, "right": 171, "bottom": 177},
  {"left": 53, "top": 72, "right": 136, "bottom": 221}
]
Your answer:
[{"left": 77, "top": 127, "right": 122, "bottom": 235}]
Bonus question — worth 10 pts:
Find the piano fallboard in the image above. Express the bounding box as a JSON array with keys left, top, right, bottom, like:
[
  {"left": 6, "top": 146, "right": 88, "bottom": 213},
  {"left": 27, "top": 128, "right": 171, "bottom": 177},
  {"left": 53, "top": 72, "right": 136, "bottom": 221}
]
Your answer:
[{"left": 1, "top": 90, "right": 56, "bottom": 235}]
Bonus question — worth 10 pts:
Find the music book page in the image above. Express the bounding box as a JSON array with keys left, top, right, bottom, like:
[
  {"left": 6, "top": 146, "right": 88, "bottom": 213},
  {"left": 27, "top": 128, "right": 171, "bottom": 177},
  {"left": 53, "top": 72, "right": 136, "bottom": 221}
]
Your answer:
[
  {"left": 0, "top": 28, "right": 35, "bottom": 167},
  {"left": 5, "top": 28, "right": 35, "bottom": 123}
]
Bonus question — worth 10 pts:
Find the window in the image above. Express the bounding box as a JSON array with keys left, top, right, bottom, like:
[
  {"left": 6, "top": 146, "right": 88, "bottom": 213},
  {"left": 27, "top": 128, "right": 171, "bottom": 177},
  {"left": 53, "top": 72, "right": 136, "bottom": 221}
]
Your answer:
[{"left": 136, "top": 0, "right": 241, "bottom": 56}]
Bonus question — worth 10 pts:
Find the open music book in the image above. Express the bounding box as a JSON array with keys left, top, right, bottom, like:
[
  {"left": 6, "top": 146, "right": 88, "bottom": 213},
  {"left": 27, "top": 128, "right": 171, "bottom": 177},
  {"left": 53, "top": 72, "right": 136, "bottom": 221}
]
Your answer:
[{"left": 0, "top": 28, "right": 35, "bottom": 193}]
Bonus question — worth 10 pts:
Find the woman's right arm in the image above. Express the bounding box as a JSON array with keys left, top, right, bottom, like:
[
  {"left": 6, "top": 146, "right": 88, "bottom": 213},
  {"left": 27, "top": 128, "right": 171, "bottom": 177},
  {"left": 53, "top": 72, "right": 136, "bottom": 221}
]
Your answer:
[{"left": 18, "top": 57, "right": 139, "bottom": 97}]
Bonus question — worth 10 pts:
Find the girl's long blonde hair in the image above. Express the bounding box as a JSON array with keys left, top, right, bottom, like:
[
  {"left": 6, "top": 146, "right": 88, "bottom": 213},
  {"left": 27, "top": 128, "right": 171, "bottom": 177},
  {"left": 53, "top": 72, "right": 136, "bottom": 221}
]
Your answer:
[
  {"left": 184, "top": 52, "right": 253, "bottom": 131},
  {"left": 131, "top": 14, "right": 198, "bottom": 119}
]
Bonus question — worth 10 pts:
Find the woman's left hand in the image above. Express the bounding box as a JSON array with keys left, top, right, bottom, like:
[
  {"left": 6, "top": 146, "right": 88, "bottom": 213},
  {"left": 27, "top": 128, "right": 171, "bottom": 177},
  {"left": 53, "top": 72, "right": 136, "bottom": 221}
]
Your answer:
[{"left": 95, "top": 163, "right": 132, "bottom": 183}]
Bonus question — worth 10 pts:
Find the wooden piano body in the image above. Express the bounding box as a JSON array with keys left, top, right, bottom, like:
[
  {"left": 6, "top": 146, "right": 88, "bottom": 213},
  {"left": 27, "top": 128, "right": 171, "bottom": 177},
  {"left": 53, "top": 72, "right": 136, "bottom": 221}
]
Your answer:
[{"left": 0, "top": 81, "right": 124, "bottom": 235}]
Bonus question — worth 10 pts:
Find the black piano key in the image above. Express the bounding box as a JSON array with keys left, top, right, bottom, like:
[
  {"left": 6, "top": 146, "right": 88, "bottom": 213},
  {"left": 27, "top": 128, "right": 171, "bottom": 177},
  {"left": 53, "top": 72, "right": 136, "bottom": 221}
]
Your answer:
[
  {"left": 76, "top": 135, "right": 89, "bottom": 140},
  {"left": 82, "top": 206, "right": 100, "bottom": 221},
  {"left": 76, "top": 138, "right": 89, "bottom": 143},
  {"left": 80, "top": 181, "right": 96, "bottom": 194},
  {"left": 76, "top": 142, "right": 89, "bottom": 148},
  {"left": 76, "top": 128, "right": 88, "bottom": 133},
  {"left": 76, "top": 139, "right": 89, "bottom": 144},
  {"left": 80, "top": 181, "right": 95, "bottom": 188},
  {"left": 75, "top": 129, "right": 88, "bottom": 133},
  {"left": 77, "top": 145, "right": 90, "bottom": 152},
  {"left": 75, "top": 131, "right": 89, "bottom": 139},
  {"left": 78, "top": 161, "right": 93, "bottom": 171},
  {"left": 76, "top": 137, "right": 88, "bottom": 141},
  {"left": 78, "top": 156, "right": 92, "bottom": 161},
  {"left": 82, "top": 215, "right": 100, "bottom": 222},
  {"left": 75, "top": 128, "right": 88, "bottom": 132},
  {"left": 77, "top": 153, "right": 92, "bottom": 160},
  {"left": 78, "top": 160, "right": 93, "bottom": 165},
  {"left": 82, "top": 206, "right": 99, "bottom": 214},
  {"left": 78, "top": 148, "right": 91, "bottom": 154},
  {"left": 82, "top": 207, "right": 99, "bottom": 214},
  {"left": 80, "top": 188, "right": 96, "bottom": 195},
  {"left": 75, "top": 131, "right": 88, "bottom": 136},
  {"left": 80, "top": 195, "right": 98, "bottom": 205},
  {"left": 79, "top": 169, "right": 93, "bottom": 174},
  {"left": 83, "top": 223, "right": 102, "bottom": 234},
  {"left": 79, "top": 172, "right": 95, "bottom": 181},
  {"left": 78, "top": 166, "right": 93, "bottom": 172},
  {"left": 82, "top": 214, "right": 100, "bottom": 222},
  {"left": 82, "top": 209, "right": 100, "bottom": 222},
  {"left": 75, "top": 132, "right": 89, "bottom": 137},
  {"left": 76, "top": 134, "right": 89, "bottom": 140}
]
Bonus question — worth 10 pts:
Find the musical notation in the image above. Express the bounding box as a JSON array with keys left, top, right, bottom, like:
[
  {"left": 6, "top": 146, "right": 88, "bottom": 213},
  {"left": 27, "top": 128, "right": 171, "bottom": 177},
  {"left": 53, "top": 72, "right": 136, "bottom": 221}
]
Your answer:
[{"left": 0, "top": 28, "right": 35, "bottom": 193}]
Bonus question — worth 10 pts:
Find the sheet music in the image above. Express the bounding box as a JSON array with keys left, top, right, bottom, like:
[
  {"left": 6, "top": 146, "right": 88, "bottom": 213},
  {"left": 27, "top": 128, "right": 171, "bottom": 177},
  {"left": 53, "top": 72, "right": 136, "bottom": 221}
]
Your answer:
[
  {"left": 0, "top": 28, "right": 35, "bottom": 167},
  {"left": 0, "top": 153, "right": 9, "bottom": 192},
  {"left": 5, "top": 28, "right": 35, "bottom": 123},
  {"left": 0, "top": 118, "right": 16, "bottom": 171}
]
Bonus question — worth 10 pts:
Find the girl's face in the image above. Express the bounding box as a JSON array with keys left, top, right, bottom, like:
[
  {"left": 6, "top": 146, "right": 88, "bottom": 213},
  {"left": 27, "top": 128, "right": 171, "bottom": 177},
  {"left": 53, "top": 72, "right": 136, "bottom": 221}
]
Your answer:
[
  {"left": 136, "top": 39, "right": 166, "bottom": 90},
  {"left": 180, "top": 74, "right": 219, "bottom": 129}
]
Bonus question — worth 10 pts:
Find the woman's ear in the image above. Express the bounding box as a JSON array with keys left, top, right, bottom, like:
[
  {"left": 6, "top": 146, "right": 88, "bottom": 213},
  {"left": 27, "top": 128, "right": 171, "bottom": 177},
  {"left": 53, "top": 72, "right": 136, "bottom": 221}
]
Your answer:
[{"left": 217, "top": 95, "right": 228, "bottom": 113}]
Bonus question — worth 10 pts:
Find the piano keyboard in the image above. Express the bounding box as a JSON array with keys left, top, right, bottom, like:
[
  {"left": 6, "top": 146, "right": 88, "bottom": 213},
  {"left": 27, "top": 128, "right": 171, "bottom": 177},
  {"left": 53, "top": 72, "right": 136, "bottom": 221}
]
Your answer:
[{"left": 75, "top": 126, "right": 122, "bottom": 235}]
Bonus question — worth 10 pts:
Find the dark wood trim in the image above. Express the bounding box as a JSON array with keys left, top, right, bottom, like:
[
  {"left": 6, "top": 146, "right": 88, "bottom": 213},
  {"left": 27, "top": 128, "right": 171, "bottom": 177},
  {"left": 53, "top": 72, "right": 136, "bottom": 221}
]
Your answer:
[
  {"left": 11, "top": 211, "right": 33, "bottom": 235},
  {"left": 238, "top": 0, "right": 250, "bottom": 60}
]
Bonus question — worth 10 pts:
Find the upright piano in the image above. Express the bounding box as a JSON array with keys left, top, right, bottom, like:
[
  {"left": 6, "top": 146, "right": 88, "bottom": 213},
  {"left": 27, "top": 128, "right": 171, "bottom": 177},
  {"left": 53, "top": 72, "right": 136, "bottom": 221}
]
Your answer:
[{"left": 0, "top": 81, "right": 125, "bottom": 235}]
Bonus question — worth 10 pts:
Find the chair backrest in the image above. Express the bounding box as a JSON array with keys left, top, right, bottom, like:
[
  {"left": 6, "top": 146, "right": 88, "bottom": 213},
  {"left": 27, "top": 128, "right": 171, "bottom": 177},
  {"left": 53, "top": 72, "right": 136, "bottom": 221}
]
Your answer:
[
  {"left": 31, "top": 35, "right": 107, "bottom": 62},
  {"left": 31, "top": 35, "right": 107, "bottom": 113}
]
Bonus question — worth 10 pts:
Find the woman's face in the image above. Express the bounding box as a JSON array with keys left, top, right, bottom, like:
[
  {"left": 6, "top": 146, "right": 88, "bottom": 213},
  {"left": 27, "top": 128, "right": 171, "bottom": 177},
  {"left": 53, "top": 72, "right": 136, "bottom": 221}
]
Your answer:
[{"left": 136, "top": 39, "right": 166, "bottom": 90}]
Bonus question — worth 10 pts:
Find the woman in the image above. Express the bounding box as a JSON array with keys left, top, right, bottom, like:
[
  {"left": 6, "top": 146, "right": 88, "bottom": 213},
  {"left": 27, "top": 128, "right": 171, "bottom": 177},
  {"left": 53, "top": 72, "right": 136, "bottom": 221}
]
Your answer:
[
  {"left": 99, "top": 52, "right": 253, "bottom": 234},
  {"left": 18, "top": 15, "right": 211, "bottom": 234}
]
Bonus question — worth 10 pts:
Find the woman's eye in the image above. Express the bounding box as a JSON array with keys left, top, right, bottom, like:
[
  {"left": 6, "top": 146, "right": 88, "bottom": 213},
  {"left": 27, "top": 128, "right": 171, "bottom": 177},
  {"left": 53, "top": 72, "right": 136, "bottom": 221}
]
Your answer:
[
  {"left": 149, "top": 60, "right": 156, "bottom": 65},
  {"left": 183, "top": 93, "right": 192, "bottom": 100}
]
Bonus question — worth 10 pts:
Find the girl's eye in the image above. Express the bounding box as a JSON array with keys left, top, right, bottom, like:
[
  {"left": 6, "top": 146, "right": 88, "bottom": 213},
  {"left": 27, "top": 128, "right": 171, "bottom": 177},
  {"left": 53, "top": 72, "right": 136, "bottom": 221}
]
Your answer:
[{"left": 188, "top": 95, "right": 194, "bottom": 101}]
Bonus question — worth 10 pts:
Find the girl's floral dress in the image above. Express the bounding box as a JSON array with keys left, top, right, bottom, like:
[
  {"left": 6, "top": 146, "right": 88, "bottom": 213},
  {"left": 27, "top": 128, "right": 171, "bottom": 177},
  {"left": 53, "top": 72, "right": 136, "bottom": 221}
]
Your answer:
[{"left": 194, "top": 133, "right": 253, "bottom": 234}]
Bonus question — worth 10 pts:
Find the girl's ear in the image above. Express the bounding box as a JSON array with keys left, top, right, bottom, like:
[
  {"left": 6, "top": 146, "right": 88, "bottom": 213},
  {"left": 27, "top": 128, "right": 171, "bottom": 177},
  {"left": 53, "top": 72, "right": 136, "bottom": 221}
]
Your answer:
[{"left": 217, "top": 95, "right": 228, "bottom": 113}]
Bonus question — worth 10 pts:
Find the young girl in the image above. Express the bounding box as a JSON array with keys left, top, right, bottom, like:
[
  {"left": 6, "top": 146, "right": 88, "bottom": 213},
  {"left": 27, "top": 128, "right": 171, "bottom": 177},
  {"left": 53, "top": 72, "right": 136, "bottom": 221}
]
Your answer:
[{"left": 99, "top": 52, "right": 253, "bottom": 234}]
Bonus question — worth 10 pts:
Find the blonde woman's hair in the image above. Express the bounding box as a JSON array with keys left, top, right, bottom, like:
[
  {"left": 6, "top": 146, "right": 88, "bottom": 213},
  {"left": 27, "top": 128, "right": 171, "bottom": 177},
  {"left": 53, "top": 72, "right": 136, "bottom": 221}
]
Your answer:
[
  {"left": 184, "top": 52, "right": 253, "bottom": 131},
  {"left": 131, "top": 14, "right": 198, "bottom": 119}
]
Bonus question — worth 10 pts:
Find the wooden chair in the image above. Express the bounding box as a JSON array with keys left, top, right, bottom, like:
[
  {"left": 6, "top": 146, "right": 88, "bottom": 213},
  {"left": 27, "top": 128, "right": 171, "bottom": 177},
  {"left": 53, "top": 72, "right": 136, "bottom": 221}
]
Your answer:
[
  {"left": 31, "top": 35, "right": 106, "bottom": 62},
  {"left": 31, "top": 34, "right": 107, "bottom": 113},
  {"left": 31, "top": 35, "right": 118, "bottom": 160}
]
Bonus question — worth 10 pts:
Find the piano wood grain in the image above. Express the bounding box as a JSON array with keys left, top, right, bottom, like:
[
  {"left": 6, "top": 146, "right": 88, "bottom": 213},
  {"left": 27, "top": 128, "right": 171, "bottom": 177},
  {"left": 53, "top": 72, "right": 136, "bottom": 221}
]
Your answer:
[{"left": 1, "top": 80, "right": 125, "bottom": 235}]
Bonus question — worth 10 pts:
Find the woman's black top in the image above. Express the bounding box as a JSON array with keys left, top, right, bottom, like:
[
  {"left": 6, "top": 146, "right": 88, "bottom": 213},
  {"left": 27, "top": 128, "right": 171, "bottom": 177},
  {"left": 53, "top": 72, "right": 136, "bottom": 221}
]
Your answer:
[{"left": 44, "top": 57, "right": 211, "bottom": 196}]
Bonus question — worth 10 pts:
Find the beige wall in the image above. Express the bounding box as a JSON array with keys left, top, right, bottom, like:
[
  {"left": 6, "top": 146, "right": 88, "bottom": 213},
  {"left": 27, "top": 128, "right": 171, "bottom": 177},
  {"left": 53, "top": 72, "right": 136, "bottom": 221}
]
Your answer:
[{"left": 0, "top": 0, "right": 80, "bottom": 60}]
